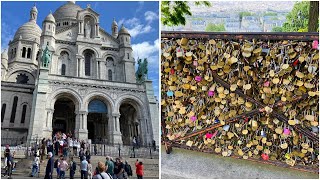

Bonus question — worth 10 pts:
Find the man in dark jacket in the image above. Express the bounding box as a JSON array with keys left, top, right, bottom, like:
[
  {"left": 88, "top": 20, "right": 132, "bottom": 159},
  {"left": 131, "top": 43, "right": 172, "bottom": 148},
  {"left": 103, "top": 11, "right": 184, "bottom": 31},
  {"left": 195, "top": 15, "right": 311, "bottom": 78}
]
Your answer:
[
  {"left": 69, "top": 157, "right": 77, "bottom": 179},
  {"left": 45, "top": 152, "right": 54, "bottom": 179}
]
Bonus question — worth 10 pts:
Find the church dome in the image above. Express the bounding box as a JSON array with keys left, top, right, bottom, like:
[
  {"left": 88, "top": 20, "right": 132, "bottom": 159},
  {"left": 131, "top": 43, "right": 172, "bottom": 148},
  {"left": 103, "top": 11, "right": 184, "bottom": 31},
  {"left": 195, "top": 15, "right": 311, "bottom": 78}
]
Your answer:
[
  {"left": 119, "top": 25, "right": 130, "bottom": 35},
  {"left": 53, "top": 1, "right": 83, "bottom": 21},
  {"left": 13, "top": 21, "right": 41, "bottom": 42},
  {"left": 44, "top": 13, "right": 55, "bottom": 23}
]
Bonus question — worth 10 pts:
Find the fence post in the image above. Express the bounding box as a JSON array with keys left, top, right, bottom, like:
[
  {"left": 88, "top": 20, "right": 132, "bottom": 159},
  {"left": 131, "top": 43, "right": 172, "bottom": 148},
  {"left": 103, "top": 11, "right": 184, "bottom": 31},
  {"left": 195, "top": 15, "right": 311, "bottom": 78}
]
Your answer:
[
  {"left": 118, "top": 143, "right": 121, "bottom": 157},
  {"left": 149, "top": 143, "right": 152, "bottom": 159}
]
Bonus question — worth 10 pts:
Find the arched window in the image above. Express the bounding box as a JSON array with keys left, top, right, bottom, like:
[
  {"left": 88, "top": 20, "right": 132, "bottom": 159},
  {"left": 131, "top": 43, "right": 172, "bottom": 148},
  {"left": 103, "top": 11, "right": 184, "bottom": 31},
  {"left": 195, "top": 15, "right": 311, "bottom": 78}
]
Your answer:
[
  {"left": 1, "top": 104, "right": 6, "bottom": 122},
  {"left": 14, "top": 48, "right": 16, "bottom": 57},
  {"left": 108, "top": 69, "right": 112, "bottom": 81},
  {"left": 61, "top": 64, "right": 66, "bottom": 75},
  {"left": 10, "top": 96, "right": 18, "bottom": 123},
  {"left": 48, "top": 25, "right": 50, "bottom": 29},
  {"left": 84, "top": 51, "right": 93, "bottom": 76},
  {"left": 20, "top": 105, "right": 27, "bottom": 123},
  {"left": 27, "top": 48, "right": 32, "bottom": 59},
  {"left": 22, "top": 47, "right": 26, "bottom": 58}
]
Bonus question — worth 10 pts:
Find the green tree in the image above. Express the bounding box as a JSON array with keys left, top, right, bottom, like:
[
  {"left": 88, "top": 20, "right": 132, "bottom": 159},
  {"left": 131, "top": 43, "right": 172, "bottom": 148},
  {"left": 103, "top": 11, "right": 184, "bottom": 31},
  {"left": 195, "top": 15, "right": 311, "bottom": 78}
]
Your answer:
[
  {"left": 272, "top": 26, "right": 283, "bottom": 32},
  {"left": 205, "top": 23, "right": 226, "bottom": 32},
  {"left": 282, "top": 1, "right": 310, "bottom": 32},
  {"left": 161, "top": 1, "right": 211, "bottom": 27}
]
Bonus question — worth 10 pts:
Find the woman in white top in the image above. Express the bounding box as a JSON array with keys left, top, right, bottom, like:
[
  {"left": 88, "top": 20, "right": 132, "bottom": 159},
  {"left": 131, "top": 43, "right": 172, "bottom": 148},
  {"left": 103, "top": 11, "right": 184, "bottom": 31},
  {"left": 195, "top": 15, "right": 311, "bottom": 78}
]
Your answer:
[{"left": 31, "top": 154, "right": 40, "bottom": 177}]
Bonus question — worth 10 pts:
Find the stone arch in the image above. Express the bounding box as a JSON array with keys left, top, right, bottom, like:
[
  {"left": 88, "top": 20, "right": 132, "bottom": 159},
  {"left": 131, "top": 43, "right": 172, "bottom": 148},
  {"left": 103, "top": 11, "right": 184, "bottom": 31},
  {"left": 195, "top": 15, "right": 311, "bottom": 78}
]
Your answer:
[
  {"left": 56, "top": 45, "right": 75, "bottom": 56},
  {"left": 79, "top": 46, "right": 100, "bottom": 58},
  {"left": 48, "top": 88, "right": 82, "bottom": 111},
  {"left": 102, "top": 52, "right": 118, "bottom": 61},
  {"left": 82, "top": 91, "right": 115, "bottom": 113},
  {"left": 115, "top": 93, "right": 150, "bottom": 145},
  {"left": 115, "top": 94, "right": 146, "bottom": 117},
  {"left": 78, "top": 12, "right": 99, "bottom": 23},
  {"left": 6, "top": 70, "right": 35, "bottom": 84}
]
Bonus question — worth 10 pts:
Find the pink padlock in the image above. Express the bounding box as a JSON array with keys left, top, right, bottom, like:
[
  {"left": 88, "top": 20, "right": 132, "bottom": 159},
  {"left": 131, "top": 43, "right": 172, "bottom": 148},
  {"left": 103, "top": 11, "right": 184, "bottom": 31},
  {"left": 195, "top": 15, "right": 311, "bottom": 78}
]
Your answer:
[
  {"left": 206, "top": 133, "right": 213, "bottom": 139},
  {"left": 263, "top": 81, "right": 270, "bottom": 87},
  {"left": 193, "top": 60, "right": 198, "bottom": 66},
  {"left": 208, "top": 91, "right": 214, "bottom": 97},
  {"left": 195, "top": 76, "right": 202, "bottom": 82},
  {"left": 312, "top": 40, "right": 319, "bottom": 49},
  {"left": 283, "top": 128, "right": 291, "bottom": 135},
  {"left": 190, "top": 116, "right": 197, "bottom": 122}
]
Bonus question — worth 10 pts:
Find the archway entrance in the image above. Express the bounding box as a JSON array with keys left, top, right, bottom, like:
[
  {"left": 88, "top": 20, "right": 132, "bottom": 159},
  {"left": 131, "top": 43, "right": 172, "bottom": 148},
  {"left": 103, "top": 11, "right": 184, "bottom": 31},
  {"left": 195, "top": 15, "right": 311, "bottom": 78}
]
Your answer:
[
  {"left": 119, "top": 103, "right": 139, "bottom": 145},
  {"left": 87, "top": 99, "right": 108, "bottom": 144},
  {"left": 52, "top": 97, "right": 75, "bottom": 136}
]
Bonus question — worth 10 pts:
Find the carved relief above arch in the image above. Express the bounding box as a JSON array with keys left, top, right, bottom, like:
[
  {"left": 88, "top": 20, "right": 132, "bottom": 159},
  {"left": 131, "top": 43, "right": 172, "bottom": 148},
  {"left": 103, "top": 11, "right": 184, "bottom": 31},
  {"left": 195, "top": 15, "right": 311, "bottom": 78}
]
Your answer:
[
  {"left": 82, "top": 91, "right": 115, "bottom": 113},
  {"left": 55, "top": 45, "right": 76, "bottom": 57},
  {"left": 79, "top": 46, "right": 100, "bottom": 58},
  {"left": 47, "top": 88, "right": 83, "bottom": 111}
]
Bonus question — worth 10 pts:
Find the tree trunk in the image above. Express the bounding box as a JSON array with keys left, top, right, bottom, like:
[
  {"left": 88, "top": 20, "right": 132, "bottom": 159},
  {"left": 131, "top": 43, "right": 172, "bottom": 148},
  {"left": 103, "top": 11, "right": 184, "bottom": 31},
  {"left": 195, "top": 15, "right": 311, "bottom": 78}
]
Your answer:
[{"left": 308, "top": 1, "right": 319, "bottom": 32}]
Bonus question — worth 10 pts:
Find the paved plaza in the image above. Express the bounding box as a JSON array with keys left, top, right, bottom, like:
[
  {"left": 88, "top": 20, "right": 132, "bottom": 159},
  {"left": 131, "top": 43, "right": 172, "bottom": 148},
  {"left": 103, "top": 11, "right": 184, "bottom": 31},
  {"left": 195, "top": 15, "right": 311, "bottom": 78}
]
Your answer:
[{"left": 161, "top": 146, "right": 319, "bottom": 179}]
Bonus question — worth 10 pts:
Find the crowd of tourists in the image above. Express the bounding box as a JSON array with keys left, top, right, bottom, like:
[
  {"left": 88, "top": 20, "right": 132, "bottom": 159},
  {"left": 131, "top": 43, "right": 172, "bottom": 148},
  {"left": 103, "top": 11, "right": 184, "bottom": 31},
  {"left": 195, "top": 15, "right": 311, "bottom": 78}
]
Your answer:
[
  {"left": 27, "top": 132, "right": 144, "bottom": 179},
  {"left": 44, "top": 153, "right": 144, "bottom": 179}
]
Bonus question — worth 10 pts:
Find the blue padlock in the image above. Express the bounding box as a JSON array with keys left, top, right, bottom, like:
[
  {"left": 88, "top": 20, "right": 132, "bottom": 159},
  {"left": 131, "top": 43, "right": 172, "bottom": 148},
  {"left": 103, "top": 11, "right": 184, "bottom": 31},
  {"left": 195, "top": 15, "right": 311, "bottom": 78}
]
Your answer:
[{"left": 167, "top": 91, "right": 173, "bottom": 97}]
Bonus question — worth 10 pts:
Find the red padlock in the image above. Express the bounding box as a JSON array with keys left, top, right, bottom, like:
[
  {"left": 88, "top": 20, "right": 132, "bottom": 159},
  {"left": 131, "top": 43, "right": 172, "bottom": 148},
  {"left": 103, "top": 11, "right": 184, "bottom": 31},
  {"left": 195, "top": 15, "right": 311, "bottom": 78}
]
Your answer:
[
  {"left": 170, "top": 68, "right": 174, "bottom": 75},
  {"left": 261, "top": 153, "right": 269, "bottom": 161}
]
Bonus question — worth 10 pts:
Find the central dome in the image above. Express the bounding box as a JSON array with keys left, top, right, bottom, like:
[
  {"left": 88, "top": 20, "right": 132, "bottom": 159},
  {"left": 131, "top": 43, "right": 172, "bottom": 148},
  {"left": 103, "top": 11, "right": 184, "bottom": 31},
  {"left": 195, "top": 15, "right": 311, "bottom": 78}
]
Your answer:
[{"left": 53, "top": 1, "right": 83, "bottom": 21}]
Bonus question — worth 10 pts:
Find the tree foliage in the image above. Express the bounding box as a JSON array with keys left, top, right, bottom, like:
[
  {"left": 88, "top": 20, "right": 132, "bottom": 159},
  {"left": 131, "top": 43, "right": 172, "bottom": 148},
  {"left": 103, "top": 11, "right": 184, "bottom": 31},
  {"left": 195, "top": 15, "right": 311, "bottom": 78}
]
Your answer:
[
  {"left": 205, "top": 23, "right": 226, "bottom": 32},
  {"left": 161, "top": 1, "right": 211, "bottom": 27},
  {"left": 282, "top": 1, "right": 310, "bottom": 32},
  {"left": 272, "top": 26, "right": 283, "bottom": 32}
]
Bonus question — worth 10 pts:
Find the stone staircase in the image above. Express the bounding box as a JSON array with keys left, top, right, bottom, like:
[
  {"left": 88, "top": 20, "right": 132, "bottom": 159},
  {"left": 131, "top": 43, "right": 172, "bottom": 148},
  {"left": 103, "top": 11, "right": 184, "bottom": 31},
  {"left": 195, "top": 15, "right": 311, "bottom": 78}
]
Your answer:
[{"left": 6, "top": 154, "right": 159, "bottom": 179}]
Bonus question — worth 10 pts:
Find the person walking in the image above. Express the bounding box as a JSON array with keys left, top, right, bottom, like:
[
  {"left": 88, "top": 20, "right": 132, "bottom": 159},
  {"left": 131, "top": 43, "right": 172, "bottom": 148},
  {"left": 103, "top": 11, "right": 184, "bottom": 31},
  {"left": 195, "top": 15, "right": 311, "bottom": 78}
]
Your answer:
[
  {"left": 86, "top": 150, "right": 91, "bottom": 161},
  {"left": 59, "top": 156, "right": 68, "bottom": 179},
  {"left": 113, "top": 157, "right": 125, "bottom": 179},
  {"left": 124, "top": 161, "right": 132, "bottom": 178},
  {"left": 41, "top": 141, "right": 46, "bottom": 163},
  {"left": 94, "top": 144, "right": 97, "bottom": 155},
  {"left": 92, "top": 162, "right": 111, "bottom": 179},
  {"left": 105, "top": 156, "right": 114, "bottom": 177},
  {"left": 135, "top": 160, "right": 144, "bottom": 179},
  {"left": 69, "top": 157, "right": 77, "bottom": 179},
  {"left": 80, "top": 156, "right": 89, "bottom": 179},
  {"left": 6, "top": 153, "right": 14, "bottom": 179},
  {"left": 87, "top": 160, "right": 93, "bottom": 179},
  {"left": 30, "top": 154, "right": 40, "bottom": 177},
  {"left": 54, "top": 156, "right": 62, "bottom": 178},
  {"left": 45, "top": 152, "right": 54, "bottom": 179}
]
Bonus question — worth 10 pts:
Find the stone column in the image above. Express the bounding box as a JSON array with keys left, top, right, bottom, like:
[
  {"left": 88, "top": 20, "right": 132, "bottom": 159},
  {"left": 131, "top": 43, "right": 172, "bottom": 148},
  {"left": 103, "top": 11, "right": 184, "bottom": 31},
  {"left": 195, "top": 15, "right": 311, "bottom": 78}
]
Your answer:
[
  {"left": 83, "top": 112, "right": 88, "bottom": 130},
  {"left": 112, "top": 113, "right": 122, "bottom": 145},
  {"left": 76, "top": 111, "right": 88, "bottom": 140},
  {"left": 17, "top": 40, "right": 22, "bottom": 58},
  {"left": 42, "top": 109, "right": 53, "bottom": 138},
  {"left": 32, "top": 43, "right": 37, "bottom": 64}
]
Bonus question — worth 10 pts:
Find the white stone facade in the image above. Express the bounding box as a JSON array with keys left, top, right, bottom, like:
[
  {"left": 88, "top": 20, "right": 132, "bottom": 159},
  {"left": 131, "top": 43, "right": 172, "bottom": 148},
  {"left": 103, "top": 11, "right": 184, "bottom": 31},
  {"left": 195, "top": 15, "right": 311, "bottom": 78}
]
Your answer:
[{"left": 1, "top": 2, "right": 159, "bottom": 146}]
